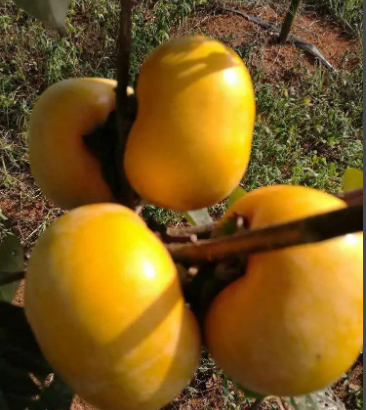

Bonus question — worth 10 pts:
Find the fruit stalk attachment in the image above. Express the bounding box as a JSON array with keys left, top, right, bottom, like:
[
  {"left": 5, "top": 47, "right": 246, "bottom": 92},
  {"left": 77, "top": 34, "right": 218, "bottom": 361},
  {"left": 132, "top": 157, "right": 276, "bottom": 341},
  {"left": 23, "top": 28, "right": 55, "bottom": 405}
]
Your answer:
[
  {"left": 168, "top": 201, "right": 363, "bottom": 264},
  {"left": 0, "top": 189, "right": 363, "bottom": 286}
]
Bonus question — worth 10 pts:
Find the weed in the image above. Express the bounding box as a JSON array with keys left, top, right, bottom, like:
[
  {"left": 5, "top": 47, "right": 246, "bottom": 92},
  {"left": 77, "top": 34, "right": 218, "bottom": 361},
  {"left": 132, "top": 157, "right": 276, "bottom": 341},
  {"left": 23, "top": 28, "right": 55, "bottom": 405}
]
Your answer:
[
  {"left": 244, "top": 60, "right": 363, "bottom": 193},
  {"left": 305, "top": 0, "right": 363, "bottom": 37},
  {"left": 349, "top": 387, "right": 363, "bottom": 410}
]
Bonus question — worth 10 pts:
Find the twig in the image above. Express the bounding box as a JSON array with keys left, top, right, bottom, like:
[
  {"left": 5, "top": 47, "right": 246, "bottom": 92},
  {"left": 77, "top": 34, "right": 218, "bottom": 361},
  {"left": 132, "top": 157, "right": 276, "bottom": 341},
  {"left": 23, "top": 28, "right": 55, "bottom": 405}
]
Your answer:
[
  {"left": 0, "top": 271, "right": 25, "bottom": 286},
  {"left": 2, "top": 193, "right": 361, "bottom": 285},
  {"left": 336, "top": 188, "right": 363, "bottom": 207},
  {"left": 165, "top": 189, "right": 363, "bottom": 241},
  {"left": 218, "top": 7, "right": 336, "bottom": 71},
  {"left": 117, "top": 0, "right": 131, "bottom": 106},
  {"left": 115, "top": 0, "right": 136, "bottom": 208},
  {"left": 168, "top": 204, "right": 363, "bottom": 263},
  {"left": 279, "top": 0, "right": 302, "bottom": 44},
  {"left": 166, "top": 224, "right": 214, "bottom": 240}
]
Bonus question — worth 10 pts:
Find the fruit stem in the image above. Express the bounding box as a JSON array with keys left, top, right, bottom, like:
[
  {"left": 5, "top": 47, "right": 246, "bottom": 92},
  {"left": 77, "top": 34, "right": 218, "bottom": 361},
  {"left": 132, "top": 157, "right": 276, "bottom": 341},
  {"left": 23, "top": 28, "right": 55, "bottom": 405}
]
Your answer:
[
  {"left": 117, "top": 0, "right": 131, "bottom": 107},
  {"left": 2, "top": 191, "right": 362, "bottom": 286},
  {"left": 168, "top": 202, "right": 363, "bottom": 263},
  {"left": 114, "top": 0, "right": 137, "bottom": 208}
]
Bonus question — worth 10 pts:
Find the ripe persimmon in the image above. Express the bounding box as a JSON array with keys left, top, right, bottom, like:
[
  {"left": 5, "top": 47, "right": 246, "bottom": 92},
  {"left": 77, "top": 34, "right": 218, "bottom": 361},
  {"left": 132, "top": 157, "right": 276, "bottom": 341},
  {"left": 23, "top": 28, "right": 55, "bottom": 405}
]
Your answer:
[
  {"left": 206, "top": 185, "right": 363, "bottom": 396},
  {"left": 124, "top": 36, "right": 256, "bottom": 211},
  {"left": 25, "top": 203, "right": 201, "bottom": 410},
  {"left": 29, "top": 78, "right": 133, "bottom": 209}
]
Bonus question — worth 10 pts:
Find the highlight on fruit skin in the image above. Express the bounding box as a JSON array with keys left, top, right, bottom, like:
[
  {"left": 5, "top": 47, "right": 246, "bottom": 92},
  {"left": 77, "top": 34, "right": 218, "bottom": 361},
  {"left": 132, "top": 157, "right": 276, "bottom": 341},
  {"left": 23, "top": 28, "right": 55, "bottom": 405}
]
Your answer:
[
  {"left": 29, "top": 78, "right": 134, "bottom": 210},
  {"left": 124, "top": 35, "right": 256, "bottom": 211},
  {"left": 25, "top": 203, "right": 201, "bottom": 410},
  {"left": 205, "top": 185, "right": 363, "bottom": 397}
]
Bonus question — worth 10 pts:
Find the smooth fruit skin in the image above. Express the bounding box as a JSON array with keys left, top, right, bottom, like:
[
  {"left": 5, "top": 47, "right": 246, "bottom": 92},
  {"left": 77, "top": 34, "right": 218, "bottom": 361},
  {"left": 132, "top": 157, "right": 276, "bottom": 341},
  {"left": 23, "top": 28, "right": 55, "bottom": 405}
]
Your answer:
[
  {"left": 25, "top": 204, "right": 201, "bottom": 410},
  {"left": 205, "top": 185, "right": 363, "bottom": 396},
  {"left": 29, "top": 78, "right": 120, "bottom": 210},
  {"left": 124, "top": 36, "right": 256, "bottom": 211}
]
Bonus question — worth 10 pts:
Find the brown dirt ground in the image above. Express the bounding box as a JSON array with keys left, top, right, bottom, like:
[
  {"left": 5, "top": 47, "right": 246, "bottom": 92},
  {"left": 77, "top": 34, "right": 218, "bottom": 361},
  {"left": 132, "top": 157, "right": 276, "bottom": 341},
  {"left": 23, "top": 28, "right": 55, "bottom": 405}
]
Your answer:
[
  {"left": 179, "top": 2, "right": 360, "bottom": 84},
  {"left": 1, "top": 3, "right": 362, "bottom": 410}
]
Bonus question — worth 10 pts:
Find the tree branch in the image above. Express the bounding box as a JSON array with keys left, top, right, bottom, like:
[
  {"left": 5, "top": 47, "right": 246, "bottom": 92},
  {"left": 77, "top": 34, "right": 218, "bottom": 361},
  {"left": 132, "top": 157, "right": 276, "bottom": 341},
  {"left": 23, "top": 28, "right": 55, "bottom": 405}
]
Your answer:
[
  {"left": 279, "top": 0, "right": 302, "bottom": 44},
  {"left": 117, "top": 0, "right": 132, "bottom": 105},
  {"left": 2, "top": 191, "right": 362, "bottom": 285},
  {"left": 164, "top": 189, "right": 363, "bottom": 240},
  {"left": 114, "top": 0, "right": 136, "bottom": 208},
  {"left": 168, "top": 204, "right": 363, "bottom": 263},
  {"left": 336, "top": 188, "right": 364, "bottom": 207}
]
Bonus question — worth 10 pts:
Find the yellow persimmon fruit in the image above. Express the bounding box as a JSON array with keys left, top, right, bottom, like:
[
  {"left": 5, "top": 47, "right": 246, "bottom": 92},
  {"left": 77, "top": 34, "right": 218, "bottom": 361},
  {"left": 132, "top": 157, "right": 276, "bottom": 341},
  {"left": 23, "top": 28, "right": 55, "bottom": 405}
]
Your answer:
[
  {"left": 205, "top": 185, "right": 363, "bottom": 396},
  {"left": 124, "top": 36, "right": 256, "bottom": 211},
  {"left": 29, "top": 78, "right": 133, "bottom": 210},
  {"left": 25, "top": 204, "right": 201, "bottom": 410}
]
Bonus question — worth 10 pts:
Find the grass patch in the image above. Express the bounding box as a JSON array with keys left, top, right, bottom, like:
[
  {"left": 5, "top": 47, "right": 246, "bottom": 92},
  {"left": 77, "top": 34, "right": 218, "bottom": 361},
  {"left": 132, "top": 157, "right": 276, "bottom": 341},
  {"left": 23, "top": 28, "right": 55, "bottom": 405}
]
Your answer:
[
  {"left": 0, "top": 0, "right": 363, "bottom": 225},
  {"left": 245, "top": 61, "right": 363, "bottom": 193},
  {"left": 305, "top": 0, "right": 363, "bottom": 37}
]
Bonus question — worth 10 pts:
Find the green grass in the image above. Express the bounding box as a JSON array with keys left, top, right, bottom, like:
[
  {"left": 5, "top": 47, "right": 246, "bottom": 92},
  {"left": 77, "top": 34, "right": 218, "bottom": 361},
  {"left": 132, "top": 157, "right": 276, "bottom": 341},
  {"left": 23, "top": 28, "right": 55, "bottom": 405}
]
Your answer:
[
  {"left": 245, "top": 63, "right": 363, "bottom": 193},
  {"left": 0, "top": 0, "right": 363, "bottom": 228},
  {"left": 305, "top": 0, "right": 363, "bottom": 37}
]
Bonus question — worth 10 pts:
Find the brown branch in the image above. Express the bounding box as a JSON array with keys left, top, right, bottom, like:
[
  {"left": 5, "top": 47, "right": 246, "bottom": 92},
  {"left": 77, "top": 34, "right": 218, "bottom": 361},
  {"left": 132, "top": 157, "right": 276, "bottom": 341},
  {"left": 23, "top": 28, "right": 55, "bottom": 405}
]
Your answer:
[
  {"left": 0, "top": 271, "right": 25, "bottom": 286},
  {"left": 4, "top": 193, "right": 361, "bottom": 285},
  {"left": 279, "top": 0, "right": 302, "bottom": 44},
  {"left": 114, "top": 0, "right": 136, "bottom": 208},
  {"left": 168, "top": 204, "right": 363, "bottom": 263},
  {"left": 165, "top": 189, "right": 363, "bottom": 241},
  {"left": 117, "top": 0, "right": 132, "bottom": 105},
  {"left": 336, "top": 188, "right": 363, "bottom": 207}
]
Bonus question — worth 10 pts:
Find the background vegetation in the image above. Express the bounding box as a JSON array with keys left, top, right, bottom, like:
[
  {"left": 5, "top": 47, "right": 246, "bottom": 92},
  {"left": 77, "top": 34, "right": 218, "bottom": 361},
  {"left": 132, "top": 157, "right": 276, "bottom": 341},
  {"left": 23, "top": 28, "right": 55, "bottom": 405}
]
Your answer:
[{"left": 0, "top": 0, "right": 363, "bottom": 408}]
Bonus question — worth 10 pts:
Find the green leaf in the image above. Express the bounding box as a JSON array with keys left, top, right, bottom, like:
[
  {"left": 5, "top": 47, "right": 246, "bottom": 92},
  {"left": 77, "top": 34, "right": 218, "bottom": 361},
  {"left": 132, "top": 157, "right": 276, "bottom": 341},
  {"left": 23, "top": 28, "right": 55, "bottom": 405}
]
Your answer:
[
  {"left": 0, "top": 301, "right": 67, "bottom": 410},
  {"left": 235, "top": 383, "right": 265, "bottom": 399},
  {"left": 342, "top": 168, "right": 363, "bottom": 192},
  {"left": 184, "top": 209, "right": 213, "bottom": 227},
  {"left": 227, "top": 186, "right": 247, "bottom": 208},
  {"left": 29, "top": 374, "right": 74, "bottom": 410},
  {"left": 2, "top": 393, "right": 32, "bottom": 410},
  {"left": 0, "top": 302, "right": 43, "bottom": 357},
  {"left": 0, "top": 360, "right": 40, "bottom": 397},
  {"left": 210, "top": 187, "right": 247, "bottom": 238},
  {"left": 211, "top": 217, "right": 237, "bottom": 238},
  {"left": 0, "top": 236, "right": 24, "bottom": 303},
  {"left": 4, "top": 347, "right": 52, "bottom": 380},
  {"left": 0, "top": 209, "right": 7, "bottom": 222},
  {"left": 0, "top": 391, "right": 9, "bottom": 410},
  {"left": 12, "top": 0, "right": 71, "bottom": 34}
]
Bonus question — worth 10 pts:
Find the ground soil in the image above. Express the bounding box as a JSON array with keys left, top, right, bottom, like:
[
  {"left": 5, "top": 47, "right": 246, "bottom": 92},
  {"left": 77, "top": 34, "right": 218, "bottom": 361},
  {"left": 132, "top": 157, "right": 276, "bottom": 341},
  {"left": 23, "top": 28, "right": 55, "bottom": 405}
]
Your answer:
[
  {"left": 181, "top": 2, "right": 360, "bottom": 84},
  {"left": 1, "top": 2, "right": 362, "bottom": 410}
]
